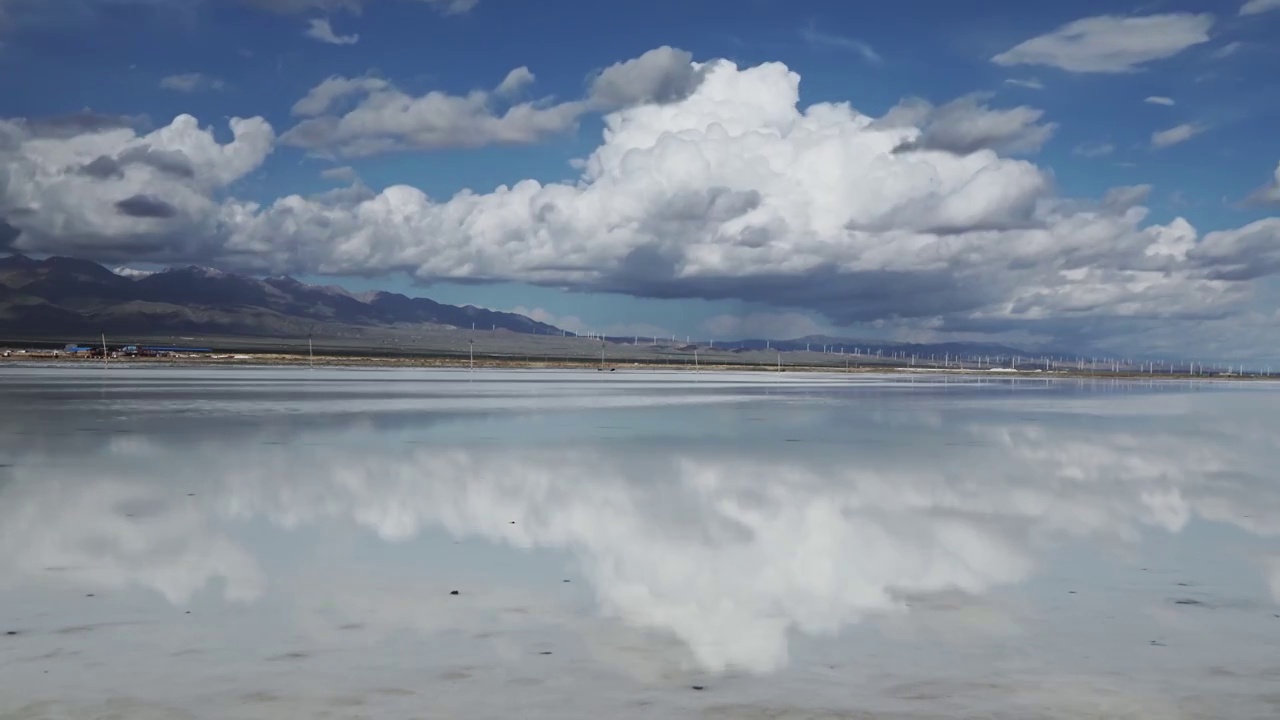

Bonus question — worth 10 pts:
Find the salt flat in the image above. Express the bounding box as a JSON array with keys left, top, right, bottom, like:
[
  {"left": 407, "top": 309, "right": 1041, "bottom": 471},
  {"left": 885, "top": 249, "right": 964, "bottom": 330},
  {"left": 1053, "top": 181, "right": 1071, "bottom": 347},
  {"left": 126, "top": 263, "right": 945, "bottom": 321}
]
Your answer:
[{"left": 1, "top": 368, "right": 1278, "bottom": 719}]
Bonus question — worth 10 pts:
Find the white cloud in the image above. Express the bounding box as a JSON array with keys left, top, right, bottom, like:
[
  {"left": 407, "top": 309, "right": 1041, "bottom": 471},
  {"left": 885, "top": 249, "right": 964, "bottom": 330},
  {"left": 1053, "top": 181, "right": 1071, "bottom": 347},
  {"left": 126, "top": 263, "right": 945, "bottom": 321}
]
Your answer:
[
  {"left": 1151, "top": 122, "right": 1207, "bottom": 149},
  {"left": 1102, "top": 184, "right": 1152, "bottom": 211},
  {"left": 290, "top": 75, "right": 389, "bottom": 117},
  {"left": 0, "top": 113, "right": 273, "bottom": 258},
  {"left": 1144, "top": 96, "right": 1175, "bottom": 106},
  {"left": 1245, "top": 161, "right": 1280, "bottom": 206},
  {"left": 319, "top": 165, "right": 357, "bottom": 182},
  {"left": 304, "top": 17, "right": 357, "bottom": 45},
  {"left": 218, "top": 56, "right": 1255, "bottom": 334},
  {"left": 799, "top": 21, "right": 882, "bottom": 65},
  {"left": 1074, "top": 141, "right": 1115, "bottom": 158},
  {"left": 494, "top": 66, "right": 534, "bottom": 97},
  {"left": 159, "top": 73, "right": 225, "bottom": 93},
  {"left": 226, "top": 56, "right": 1244, "bottom": 336},
  {"left": 1189, "top": 219, "right": 1280, "bottom": 280},
  {"left": 1003, "top": 78, "right": 1045, "bottom": 90},
  {"left": 1240, "top": 0, "right": 1280, "bottom": 16},
  {"left": 992, "top": 13, "right": 1214, "bottom": 73}
]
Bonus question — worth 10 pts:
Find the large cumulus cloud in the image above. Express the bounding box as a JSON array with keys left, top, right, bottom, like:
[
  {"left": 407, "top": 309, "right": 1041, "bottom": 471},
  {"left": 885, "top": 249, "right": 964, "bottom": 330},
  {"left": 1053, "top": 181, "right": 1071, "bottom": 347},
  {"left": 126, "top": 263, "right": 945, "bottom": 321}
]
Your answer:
[
  {"left": 228, "top": 57, "right": 1254, "bottom": 328},
  {"left": 3, "top": 48, "right": 1279, "bottom": 349}
]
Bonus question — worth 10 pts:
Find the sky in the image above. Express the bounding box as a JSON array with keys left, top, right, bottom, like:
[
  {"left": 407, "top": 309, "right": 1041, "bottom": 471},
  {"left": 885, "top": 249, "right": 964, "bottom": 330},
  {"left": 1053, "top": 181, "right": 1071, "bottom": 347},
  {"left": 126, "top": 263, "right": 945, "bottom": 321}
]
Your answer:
[{"left": 2, "top": 0, "right": 1280, "bottom": 360}]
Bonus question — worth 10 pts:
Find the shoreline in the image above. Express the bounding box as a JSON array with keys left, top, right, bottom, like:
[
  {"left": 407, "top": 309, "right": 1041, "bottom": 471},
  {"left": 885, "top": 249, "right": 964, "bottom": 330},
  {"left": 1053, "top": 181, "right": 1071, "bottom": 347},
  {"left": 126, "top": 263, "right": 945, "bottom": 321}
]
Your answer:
[{"left": 1, "top": 352, "right": 1271, "bottom": 382}]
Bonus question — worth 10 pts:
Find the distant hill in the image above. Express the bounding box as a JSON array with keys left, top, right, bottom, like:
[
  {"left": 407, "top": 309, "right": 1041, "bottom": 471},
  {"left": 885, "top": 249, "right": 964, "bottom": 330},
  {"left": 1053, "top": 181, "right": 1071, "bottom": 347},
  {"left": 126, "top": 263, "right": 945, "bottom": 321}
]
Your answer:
[
  {"left": 601, "top": 333, "right": 1059, "bottom": 364},
  {"left": 727, "top": 334, "right": 1038, "bottom": 359},
  {"left": 0, "top": 254, "right": 564, "bottom": 339}
]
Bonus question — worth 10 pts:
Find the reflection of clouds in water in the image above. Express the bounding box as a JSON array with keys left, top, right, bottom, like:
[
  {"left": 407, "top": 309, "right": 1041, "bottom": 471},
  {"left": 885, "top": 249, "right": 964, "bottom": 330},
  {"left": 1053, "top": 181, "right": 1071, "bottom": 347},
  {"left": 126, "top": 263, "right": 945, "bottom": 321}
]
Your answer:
[
  {"left": 1265, "top": 557, "right": 1280, "bottom": 604},
  {"left": 977, "top": 424, "right": 1280, "bottom": 538},
  {"left": 218, "top": 450, "right": 1041, "bottom": 673},
  {"left": 219, "top": 431, "right": 1280, "bottom": 673},
  {"left": 2, "top": 398, "right": 1279, "bottom": 673},
  {"left": 0, "top": 478, "right": 264, "bottom": 604}
]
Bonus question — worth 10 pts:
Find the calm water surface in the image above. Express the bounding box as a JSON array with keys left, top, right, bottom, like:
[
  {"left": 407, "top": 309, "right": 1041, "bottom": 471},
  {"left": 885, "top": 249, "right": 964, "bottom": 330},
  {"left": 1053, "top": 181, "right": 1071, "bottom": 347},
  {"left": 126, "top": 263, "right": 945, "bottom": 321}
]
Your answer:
[{"left": 1, "top": 367, "right": 1278, "bottom": 719}]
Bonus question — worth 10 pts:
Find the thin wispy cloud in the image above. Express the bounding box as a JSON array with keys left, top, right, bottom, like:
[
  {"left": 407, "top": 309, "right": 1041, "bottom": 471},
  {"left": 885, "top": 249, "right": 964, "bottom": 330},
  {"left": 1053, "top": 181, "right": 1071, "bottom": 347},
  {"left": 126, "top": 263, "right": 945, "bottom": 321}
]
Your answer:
[
  {"left": 1151, "top": 123, "right": 1207, "bottom": 149},
  {"left": 1211, "top": 41, "right": 1244, "bottom": 59},
  {"left": 1074, "top": 141, "right": 1115, "bottom": 158},
  {"left": 1004, "top": 78, "right": 1045, "bottom": 90},
  {"left": 159, "top": 73, "right": 225, "bottom": 93},
  {"left": 244, "top": 0, "right": 479, "bottom": 15},
  {"left": 800, "top": 22, "right": 882, "bottom": 65},
  {"left": 1245, "top": 161, "right": 1280, "bottom": 206},
  {"left": 1145, "top": 96, "right": 1175, "bottom": 106},
  {"left": 320, "top": 166, "right": 358, "bottom": 182},
  {"left": 1240, "top": 0, "right": 1280, "bottom": 16},
  {"left": 305, "top": 18, "right": 358, "bottom": 45}
]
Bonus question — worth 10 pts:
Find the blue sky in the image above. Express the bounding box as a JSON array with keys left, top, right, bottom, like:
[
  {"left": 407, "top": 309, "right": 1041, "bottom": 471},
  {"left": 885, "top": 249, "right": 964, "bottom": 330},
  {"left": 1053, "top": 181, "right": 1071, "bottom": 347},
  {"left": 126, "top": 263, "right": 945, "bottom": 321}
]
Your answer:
[{"left": 2, "top": 0, "right": 1280, "bottom": 356}]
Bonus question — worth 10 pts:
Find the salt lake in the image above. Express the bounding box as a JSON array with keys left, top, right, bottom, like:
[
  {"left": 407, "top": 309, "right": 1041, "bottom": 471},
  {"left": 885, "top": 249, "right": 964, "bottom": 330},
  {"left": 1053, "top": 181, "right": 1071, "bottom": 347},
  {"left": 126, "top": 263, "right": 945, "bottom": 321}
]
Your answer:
[{"left": 1, "top": 367, "right": 1278, "bottom": 719}]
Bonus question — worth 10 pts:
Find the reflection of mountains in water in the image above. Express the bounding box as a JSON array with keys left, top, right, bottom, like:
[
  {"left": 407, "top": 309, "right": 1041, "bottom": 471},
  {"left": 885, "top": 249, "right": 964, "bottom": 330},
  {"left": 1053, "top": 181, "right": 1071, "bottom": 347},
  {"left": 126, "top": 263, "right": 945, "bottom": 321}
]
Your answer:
[{"left": 2, "top": 397, "right": 1279, "bottom": 674}]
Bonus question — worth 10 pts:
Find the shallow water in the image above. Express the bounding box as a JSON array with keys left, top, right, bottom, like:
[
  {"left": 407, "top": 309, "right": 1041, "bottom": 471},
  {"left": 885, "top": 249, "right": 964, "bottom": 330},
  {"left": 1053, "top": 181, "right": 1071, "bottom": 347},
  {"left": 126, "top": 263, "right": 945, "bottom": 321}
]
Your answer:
[{"left": 1, "top": 367, "right": 1278, "bottom": 719}]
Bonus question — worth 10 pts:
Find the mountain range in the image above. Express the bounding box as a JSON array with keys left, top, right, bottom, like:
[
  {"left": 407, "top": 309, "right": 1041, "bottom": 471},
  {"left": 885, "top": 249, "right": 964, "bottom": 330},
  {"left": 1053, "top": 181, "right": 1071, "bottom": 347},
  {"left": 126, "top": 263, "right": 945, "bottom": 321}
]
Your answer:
[
  {"left": 0, "top": 253, "right": 1059, "bottom": 362},
  {"left": 0, "top": 254, "right": 564, "bottom": 339}
]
